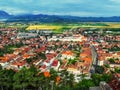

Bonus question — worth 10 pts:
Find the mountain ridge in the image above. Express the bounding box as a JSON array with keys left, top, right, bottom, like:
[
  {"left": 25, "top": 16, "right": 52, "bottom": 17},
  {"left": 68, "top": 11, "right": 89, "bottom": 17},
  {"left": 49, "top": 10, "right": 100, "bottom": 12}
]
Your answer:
[
  {"left": 1, "top": 10, "right": 120, "bottom": 22},
  {"left": 0, "top": 10, "right": 11, "bottom": 19}
]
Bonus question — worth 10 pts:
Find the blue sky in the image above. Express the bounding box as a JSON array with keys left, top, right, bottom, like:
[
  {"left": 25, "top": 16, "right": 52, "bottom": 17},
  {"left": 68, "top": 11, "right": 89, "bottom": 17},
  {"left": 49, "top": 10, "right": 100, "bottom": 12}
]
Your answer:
[{"left": 0, "top": 0, "right": 120, "bottom": 16}]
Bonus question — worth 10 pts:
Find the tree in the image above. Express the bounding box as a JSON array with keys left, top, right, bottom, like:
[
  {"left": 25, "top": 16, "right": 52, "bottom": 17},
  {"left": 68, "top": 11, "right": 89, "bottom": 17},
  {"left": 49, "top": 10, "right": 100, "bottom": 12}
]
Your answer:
[
  {"left": 38, "top": 52, "right": 46, "bottom": 60},
  {"left": 25, "top": 66, "right": 38, "bottom": 89},
  {"left": 26, "top": 58, "right": 33, "bottom": 64},
  {"left": 115, "top": 68, "right": 120, "bottom": 73},
  {"left": 76, "top": 79, "right": 95, "bottom": 90},
  {"left": 0, "top": 31, "right": 2, "bottom": 35},
  {"left": 0, "top": 65, "right": 2, "bottom": 70},
  {"left": 101, "top": 74, "right": 112, "bottom": 83},
  {"left": 5, "top": 69, "right": 15, "bottom": 90},
  {"left": 91, "top": 73, "right": 112, "bottom": 86},
  {"left": 0, "top": 69, "right": 15, "bottom": 90},
  {"left": 59, "top": 70, "right": 74, "bottom": 89},
  {"left": 13, "top": 67, "right": 29, "bottom": 90},
  {"left": 91, "top": 74, "right": 102, "bottom": 86},
  {"left": 0, "top": 70, "right": 6, "bottom": 90},
  {"left": 108, "top": 58, "right": 115, "bottom": 63},
  {"left": 95, "top": 65, "right": 104, "bottom": 74},
  {"left": 37, "top": 72, "right": 46, "bottom": 90}
]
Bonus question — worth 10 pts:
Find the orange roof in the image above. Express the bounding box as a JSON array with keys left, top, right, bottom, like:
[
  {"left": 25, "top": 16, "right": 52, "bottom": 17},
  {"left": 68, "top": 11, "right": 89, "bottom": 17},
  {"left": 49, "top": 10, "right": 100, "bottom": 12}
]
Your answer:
[
  {"left": 80, "top": 53, "right": 87, "bottom": 57},
  {"left": 23, "top": 54, "right": 30, "bottom": 59},
  {"left": 117, "top": 52, "right": 120, "bottom": 55},
  {"left": 84, "top": 57, "right": 92, "bottom": 61},
  {"left": 62, "top": 51, "right": 73, "bottom": 56},
  {"left": 79, "top": 42, "right": 83, "bottom": 45},
  {"left": 0, "top": 57, "right": 5, "bottom": 60},
  {"left": 0, "top": 57, "right": 9, "bottom": 61},
  {"left": 81, "top": 57, "right": 92, "bottom": 63}
]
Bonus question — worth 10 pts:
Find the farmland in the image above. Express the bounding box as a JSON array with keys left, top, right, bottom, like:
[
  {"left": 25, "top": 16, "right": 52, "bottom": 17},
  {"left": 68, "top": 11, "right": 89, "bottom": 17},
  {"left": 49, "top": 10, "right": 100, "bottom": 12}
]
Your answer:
[
  {"left": 26, "top": 23, "right": 109, "bottom": 30},
  {"left": 25, "top": 22, "right": 120, "bottom": 34},
  {"left": 26, "top": 22, "right": 120, "bottom": 30}
]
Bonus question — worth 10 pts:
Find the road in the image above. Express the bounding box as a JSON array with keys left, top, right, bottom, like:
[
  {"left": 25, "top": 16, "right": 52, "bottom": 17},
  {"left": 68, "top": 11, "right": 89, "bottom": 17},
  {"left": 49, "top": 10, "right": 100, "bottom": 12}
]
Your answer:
[{"left": 90, "top": 45, "right": 98, "bottom": 74}]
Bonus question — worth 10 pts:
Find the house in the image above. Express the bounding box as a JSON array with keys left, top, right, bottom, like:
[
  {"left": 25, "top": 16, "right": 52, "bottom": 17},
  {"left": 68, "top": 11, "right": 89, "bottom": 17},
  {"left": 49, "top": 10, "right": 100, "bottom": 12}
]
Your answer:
[
  {"left": 11, "top": 60, "right": 27, "bottom": 69},
  {"left": 51, "top": 60, "right": 60, "bottom": 70},
  {"left": 0, "top": 56, "right": 10, "bottom": 66},
  {"left": 0, "top": 60, "right": 9, "bottom": 67},
  {"left": 97, "top": 57, "right": 105, "bottom": 66},
  {"left": 61, "top": 50, "right": 75, "bottom": 60}
]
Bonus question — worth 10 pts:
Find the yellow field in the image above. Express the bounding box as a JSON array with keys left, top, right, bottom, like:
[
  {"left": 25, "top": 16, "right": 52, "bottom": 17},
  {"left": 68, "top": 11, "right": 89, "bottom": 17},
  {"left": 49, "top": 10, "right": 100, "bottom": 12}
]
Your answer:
[
  {"left": 26, "top": 25, "right": 62, "bottom": 30},
  {"left": 105, "top": 23, "right": 120, "bottom": 28},
  {"left": 26, "top": 23, "right": 120, "bottom": 31}
]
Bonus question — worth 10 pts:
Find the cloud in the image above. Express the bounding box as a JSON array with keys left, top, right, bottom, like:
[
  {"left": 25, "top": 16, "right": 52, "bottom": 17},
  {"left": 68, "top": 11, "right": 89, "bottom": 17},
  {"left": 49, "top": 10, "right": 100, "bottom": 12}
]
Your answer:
[
  {"left": 0, "top": 0, "right": 120, "bottom": 16},
  {"left": 110, "top": 0, "right": 120, "bottom": 3},
  {"left": 0, "top": 6, "right": 29, "bottom": 15}
]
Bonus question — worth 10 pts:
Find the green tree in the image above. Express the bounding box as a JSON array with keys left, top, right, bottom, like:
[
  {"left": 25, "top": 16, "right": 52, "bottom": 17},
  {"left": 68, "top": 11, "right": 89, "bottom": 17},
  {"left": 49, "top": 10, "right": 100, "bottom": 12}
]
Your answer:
[
  {"left": 108, "top": 58, "right": 115, "bottom": 63},
  {"left": 115, "top": 68, "right": 120, "bottom": 73},
  {"left": 59, "top": 70, "right": 74, "bottom": 89},
  {"left": 5, "top": 69, "right": 15, "bottom": 90},
  {"left": 0, "top": 69, "right": 15, "bottom": 90},
  {"left": 91, "top": 73, "right": 112, "bottom": 86},
  {"left": 26, "top": 58, "right": 33, "bottom": 64},
  {"left": 95, "top": 65, "right": 104, "bottom": 74},
  {"left": 101, "top": 74, "right": 112, "bottom": 83},
  {"left": 0, "top": 31, "right": 2, "bottom": 34},
  {"left": 38, "top": 52, "right": 46, "bottom": 60},
  {"left": 0, "top": 70, "right": 5, "bottom": 90},
  {"left": 91, "top": 74, "right": 102, "bottom": 86},
  {"left": 13, "top": 67, "right": 29, "bottom": 90},
  {"left": 76, "top": 79, "right": 95, "bottom": 90}
]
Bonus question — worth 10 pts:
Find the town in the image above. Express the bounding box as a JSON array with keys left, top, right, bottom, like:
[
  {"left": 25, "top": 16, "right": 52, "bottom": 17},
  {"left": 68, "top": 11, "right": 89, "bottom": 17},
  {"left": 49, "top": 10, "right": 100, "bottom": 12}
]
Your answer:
[{"left": 0, "top": 22, "right": 120, "bottom": 90}]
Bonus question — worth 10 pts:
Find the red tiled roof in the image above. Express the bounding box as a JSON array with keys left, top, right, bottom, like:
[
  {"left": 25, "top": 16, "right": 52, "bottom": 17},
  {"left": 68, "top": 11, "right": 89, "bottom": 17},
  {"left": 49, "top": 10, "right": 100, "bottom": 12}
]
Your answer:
[
  {"left": 12, "top": 61, "right": 26, "bottom": 66},
  {"left": 41, "top": 65, "right": 46, "bottom": 69},
  {"left": 52, "top": 60, "right": 58, "bottom": 67},
  {"left": 45, "top": 59, "right": 50, "bottom": 63}
]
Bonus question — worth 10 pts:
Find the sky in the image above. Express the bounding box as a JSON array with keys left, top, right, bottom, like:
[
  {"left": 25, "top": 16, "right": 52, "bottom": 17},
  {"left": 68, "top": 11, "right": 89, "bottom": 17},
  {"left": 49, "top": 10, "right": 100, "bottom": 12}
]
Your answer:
[{"left": 0, "top": 0, "right": 120, "bottom": 16}]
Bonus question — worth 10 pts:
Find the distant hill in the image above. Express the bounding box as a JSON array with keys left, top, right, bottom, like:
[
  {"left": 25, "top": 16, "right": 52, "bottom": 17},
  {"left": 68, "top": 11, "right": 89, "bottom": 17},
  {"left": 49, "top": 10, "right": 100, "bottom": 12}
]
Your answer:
[
  {"left": 0, "top": 10, "right": 11, "bottom": 19},
  {"left": 7, "top": 14, "right": 64, "bottom": 22},
  {"left": 7, "top": 14, "right": 120, "bottom": 22},
  {"left": 0, "top": 10, "right": 119, "bottom": 22}
]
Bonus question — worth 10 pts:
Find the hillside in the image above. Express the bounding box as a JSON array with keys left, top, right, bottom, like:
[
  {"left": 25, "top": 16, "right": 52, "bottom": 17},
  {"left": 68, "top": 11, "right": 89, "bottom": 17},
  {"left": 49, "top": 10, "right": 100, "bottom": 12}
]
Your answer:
[{"left": 0, "top": 10, "right": 10, "bottom": 19}]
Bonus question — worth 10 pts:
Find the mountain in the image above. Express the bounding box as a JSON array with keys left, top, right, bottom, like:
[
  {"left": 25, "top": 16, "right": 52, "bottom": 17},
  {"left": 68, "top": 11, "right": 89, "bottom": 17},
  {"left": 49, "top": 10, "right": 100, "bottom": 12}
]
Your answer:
[
  {"left": 0, "top": 10, "right": 11, "bottom": 19},
  {"left": 7, "top": 14, "right": 64, "bottom": 22},
  {"left": 0, "top": 10, "right": 120, "bottom": 22},
  {"left": 0, "top": 10, "right": 118, "bottom": 22},
  {"left": 7, "top": 14, "right": 120, "bottom": 22}
]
